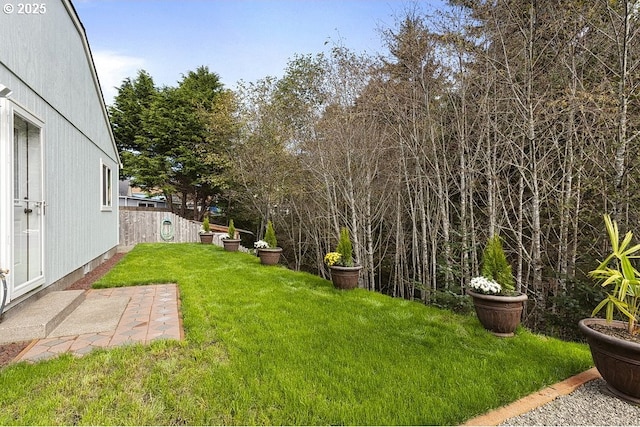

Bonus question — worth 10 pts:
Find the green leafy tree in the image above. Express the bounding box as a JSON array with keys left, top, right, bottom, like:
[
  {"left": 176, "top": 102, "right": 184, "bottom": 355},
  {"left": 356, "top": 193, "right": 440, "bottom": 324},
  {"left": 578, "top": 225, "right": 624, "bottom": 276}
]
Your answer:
[
  {"left": 110, "top": 66, "right": 236, "bottom": 220},
  {"left": 233, "top": 77, "right": 296, "bottom": 228},
  {"left": 108, "top": 70, "right": 158, "bottom": 179}
]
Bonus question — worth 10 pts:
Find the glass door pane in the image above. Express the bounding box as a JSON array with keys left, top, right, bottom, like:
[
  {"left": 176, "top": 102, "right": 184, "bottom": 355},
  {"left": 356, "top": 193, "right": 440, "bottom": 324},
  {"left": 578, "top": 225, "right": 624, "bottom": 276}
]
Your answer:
[{"left": 12, "top": 114, "right": 44, "bottom": 297}]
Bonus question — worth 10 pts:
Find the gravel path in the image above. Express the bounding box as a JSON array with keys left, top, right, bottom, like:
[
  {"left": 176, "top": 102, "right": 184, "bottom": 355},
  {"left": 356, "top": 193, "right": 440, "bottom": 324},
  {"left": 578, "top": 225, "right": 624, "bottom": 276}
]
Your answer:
[{"left": 501, "top": 379, "right": 640, "bottom": 426}]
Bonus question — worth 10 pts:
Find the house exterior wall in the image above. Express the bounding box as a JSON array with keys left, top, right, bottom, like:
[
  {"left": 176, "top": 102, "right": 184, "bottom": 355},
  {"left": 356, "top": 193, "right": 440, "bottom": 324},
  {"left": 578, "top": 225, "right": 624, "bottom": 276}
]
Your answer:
[{"left": 0, "top": 0, "right": 119, "bottom": 300}]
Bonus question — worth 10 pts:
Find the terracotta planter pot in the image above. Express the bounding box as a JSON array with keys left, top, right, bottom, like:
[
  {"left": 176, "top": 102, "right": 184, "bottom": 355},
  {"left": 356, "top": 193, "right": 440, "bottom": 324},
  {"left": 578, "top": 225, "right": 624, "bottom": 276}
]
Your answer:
[
  {"left": 329, "top": 265, "right": 362, "bottom": 290},
  {"left": 578, "top": 318, "right": 640, "bottom": 404},
  {"left": 199, "top": 233, "right": 214, "bottom": 244},
  {"left": 222, "top": 239, "right": 241, "bottom": 252},
  {"left": 258, "top": 248, "right": 282, "bottom": 265},
  {"left": 467, "top": 290, "right": 528, "bottom": 337}
]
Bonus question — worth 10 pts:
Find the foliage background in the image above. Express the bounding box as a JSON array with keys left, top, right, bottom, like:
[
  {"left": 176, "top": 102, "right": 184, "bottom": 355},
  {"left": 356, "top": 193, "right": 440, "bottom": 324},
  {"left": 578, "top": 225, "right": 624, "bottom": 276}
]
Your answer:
[{"left": 110, "top": 0, "right": 640, "bottom": 340}]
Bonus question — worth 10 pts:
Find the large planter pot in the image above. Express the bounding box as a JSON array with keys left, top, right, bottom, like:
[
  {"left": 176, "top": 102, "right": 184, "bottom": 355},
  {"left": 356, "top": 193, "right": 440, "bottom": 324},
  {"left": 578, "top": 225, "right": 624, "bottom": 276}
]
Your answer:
[
  {"left": 222, "top": 239, "right": 241, "bottom": 252},
  {"left": 199, "top": 233, "right": 214, "bottom": 244},
  {"left": 578, "top": 318, "right": 640, "bottom": 404},
  {"left": 329, "top": 265, "right": 362, "bottom": 290},
  {"left": 258, "top": 248, "right": 282, "bottom": 265},
  {"left": 467, "top": 290, "right": 528, "bottom": 337}
]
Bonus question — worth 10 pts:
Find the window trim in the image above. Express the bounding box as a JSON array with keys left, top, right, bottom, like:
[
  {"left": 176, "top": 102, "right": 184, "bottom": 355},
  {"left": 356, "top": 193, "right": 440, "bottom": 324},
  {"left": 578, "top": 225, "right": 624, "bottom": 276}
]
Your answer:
[{"left": 100, "top": 159, "right": 112, "bottom": 211}]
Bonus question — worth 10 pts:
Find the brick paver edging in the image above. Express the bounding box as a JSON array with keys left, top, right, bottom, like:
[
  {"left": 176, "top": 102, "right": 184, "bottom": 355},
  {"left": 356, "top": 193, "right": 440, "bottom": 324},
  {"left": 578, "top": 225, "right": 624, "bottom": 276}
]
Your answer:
[{"left": 461, "top": 367, "right": 601, "bottom": 426}]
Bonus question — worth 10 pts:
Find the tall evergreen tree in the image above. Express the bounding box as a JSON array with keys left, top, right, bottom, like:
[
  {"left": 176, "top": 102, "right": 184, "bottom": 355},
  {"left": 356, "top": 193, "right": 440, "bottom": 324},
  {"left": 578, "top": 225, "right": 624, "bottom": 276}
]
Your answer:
[
  {"left": 108, "top": 70, "right": 158, "bottom": 179},
  {"left": 110, "top": 66, "right": 236, "bottom": 220}
]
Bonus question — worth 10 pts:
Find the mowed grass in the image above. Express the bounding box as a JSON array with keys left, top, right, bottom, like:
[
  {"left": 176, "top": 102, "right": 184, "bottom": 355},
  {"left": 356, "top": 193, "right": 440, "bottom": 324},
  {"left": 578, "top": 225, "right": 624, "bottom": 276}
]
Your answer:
[{"left": 0, "top": 243, "right": 592, "bottom": 425}]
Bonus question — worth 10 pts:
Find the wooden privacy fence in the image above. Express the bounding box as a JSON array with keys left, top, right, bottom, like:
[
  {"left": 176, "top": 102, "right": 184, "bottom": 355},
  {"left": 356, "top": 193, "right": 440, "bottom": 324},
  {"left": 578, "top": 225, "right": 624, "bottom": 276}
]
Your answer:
[
  {"left": 119, "top": 207, "right": 248, "bottom": 252},
  {"left": 119, "top": 207, "right": 201, "bottom": 249}
]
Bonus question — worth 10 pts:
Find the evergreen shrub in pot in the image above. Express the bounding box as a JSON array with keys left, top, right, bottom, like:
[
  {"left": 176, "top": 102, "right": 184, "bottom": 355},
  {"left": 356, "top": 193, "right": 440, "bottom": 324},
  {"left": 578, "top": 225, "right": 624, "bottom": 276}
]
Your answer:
[
  {"left": 222, "top": 219, "right": 241, "bottom": 252},
  {"left": 467, "top": 234, "right": 527, "bottom": 337},
  {"left": 324, "top": 227, "right": 361, "bottom": 290},
  {"left": 199, "top": 216, "right": 214, "bottom": 244},
  {"left": 256, "top": 220, "right": 282, "bottom": 265}
]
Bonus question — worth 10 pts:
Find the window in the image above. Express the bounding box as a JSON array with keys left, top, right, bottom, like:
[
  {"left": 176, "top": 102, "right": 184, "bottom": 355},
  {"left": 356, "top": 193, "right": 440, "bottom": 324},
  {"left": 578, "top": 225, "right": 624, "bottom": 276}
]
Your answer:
[{"left": 101, "top": 160, "right": 112, "bottom": 209}]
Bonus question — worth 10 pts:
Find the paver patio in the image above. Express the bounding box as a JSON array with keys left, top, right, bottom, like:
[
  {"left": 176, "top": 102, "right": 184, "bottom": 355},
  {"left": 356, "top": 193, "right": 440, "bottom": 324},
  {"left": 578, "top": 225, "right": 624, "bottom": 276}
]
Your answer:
[{"left": 15, "top": 284, "right": 182, "bottom": 363}]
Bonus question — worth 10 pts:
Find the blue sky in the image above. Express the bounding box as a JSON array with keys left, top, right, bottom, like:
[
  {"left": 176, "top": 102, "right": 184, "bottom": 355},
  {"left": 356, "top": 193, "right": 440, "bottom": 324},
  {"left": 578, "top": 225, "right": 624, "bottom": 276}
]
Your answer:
[{"left": 73, "top": 0, "right": 446, "bottom": 105}]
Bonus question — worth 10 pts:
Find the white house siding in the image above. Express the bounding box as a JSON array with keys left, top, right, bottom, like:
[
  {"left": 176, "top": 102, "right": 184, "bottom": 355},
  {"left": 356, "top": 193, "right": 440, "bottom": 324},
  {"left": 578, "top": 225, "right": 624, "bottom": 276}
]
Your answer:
[{"left": 0, "top": 0, "right": 119, "bottom": 301}]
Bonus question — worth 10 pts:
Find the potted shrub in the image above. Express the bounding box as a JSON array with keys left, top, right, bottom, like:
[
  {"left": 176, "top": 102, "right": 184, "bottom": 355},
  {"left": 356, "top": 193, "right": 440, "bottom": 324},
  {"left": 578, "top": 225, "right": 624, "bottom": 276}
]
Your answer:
[
  {"left": 467, "top": 234, "right": 528, "bottom": 337},
  {"left": 222, "top": 219, "right": 241, "bottom": 252},
  {"left": 256, "top": 220, "right": 282, "bottom": 265},
  {"left": 199, "top": 216, "right": 214, "bottom": 244},
  {"left": 324, "top": 227, "right": 361, "bottom": 290},
  {"left": 578, "top": 214, "right": 640, "bottom": 404}
]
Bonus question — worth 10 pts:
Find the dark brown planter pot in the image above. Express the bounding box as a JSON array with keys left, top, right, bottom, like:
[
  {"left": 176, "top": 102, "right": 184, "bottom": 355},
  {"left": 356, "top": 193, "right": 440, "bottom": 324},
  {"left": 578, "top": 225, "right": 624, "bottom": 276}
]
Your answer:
[
  {"left": 578, "top": 318, "right": 640, "bottom": 404},
  {"left": 199, "top": 233, "right": 214, "bottom": 244},
  {"left": 329, "top": 265, "right": 362, "bottom": 290},
  {"left": 467, "top": 290, "right": 528, "bottom": 337},
  {"left": 223, "top": 239, "right": 241, "bottom": 252},
  {"left": 258, "top": 248, "right": 282, "bottom": 265}
]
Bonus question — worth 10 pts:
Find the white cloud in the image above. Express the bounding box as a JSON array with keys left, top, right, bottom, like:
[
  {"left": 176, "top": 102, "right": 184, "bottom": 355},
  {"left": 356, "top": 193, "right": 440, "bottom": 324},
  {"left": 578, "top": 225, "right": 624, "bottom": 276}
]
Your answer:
[{"left": 92, "top": 50, "right": 145, "bottom": 105}]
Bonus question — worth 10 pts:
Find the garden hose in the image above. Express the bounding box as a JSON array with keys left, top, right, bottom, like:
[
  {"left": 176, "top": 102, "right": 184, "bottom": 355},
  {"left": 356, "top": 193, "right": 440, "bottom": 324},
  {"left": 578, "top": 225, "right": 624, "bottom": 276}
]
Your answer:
[
  {"left": 160, "top": 218, "right": 175, "bottom": 241},
  {"left": 0, "top": 269, "right": 8, "bottom": 322}
]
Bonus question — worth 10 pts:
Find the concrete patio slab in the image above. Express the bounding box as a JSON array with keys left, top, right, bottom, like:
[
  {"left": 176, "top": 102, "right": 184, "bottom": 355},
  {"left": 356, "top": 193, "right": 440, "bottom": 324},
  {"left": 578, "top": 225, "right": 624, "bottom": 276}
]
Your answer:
[
  {"left": 0, "top": 290, "right": 86, "bottom": 344},
  {"left": 49, "top": 296, "right": 130, "bottom": 337}
]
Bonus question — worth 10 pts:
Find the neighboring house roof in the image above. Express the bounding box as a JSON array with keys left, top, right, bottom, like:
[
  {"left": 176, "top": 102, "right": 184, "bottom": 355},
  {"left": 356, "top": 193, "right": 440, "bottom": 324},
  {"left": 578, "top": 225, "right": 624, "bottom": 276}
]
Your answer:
[
  {"left": 63, "top": 0, "right": 121, "bottom": 167},
  {"left": 119, "top": 180, "right": 166, "bottom": 200}
]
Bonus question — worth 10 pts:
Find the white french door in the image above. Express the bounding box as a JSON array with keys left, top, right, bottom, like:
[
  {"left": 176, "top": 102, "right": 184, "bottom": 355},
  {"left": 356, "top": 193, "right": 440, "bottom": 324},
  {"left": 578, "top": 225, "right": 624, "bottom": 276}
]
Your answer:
[{"left": 11, "top": 111, "right": 45, "bottom": 300}]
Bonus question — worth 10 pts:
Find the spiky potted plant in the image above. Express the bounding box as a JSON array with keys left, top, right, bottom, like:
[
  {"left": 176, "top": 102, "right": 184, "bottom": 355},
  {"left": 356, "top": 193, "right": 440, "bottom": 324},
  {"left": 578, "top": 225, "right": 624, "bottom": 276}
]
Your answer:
[
  {"left": 222, "top": 219, "right": 241, "bottom": 252},
  {"left": 578, "top": 214, "right": 640, "bottom": 403},
  {"left": 199, "top": 215, "right": 214, "bottom": 244},
  {"left": 467, "top": 234, "right": 528, "bottom": 337},
  {"left": 324, "top": 227, "right": 361, "bottom": 290},
  {"left": 256, "top": 220, "right": 282, "bottom": 265}
]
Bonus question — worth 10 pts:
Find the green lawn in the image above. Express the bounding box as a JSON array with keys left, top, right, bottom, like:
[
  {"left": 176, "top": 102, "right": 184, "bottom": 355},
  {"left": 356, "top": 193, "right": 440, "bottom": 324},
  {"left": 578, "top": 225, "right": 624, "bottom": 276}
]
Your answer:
[{"left": 0, "top": 243, "right": 592, "bottom": 425}]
